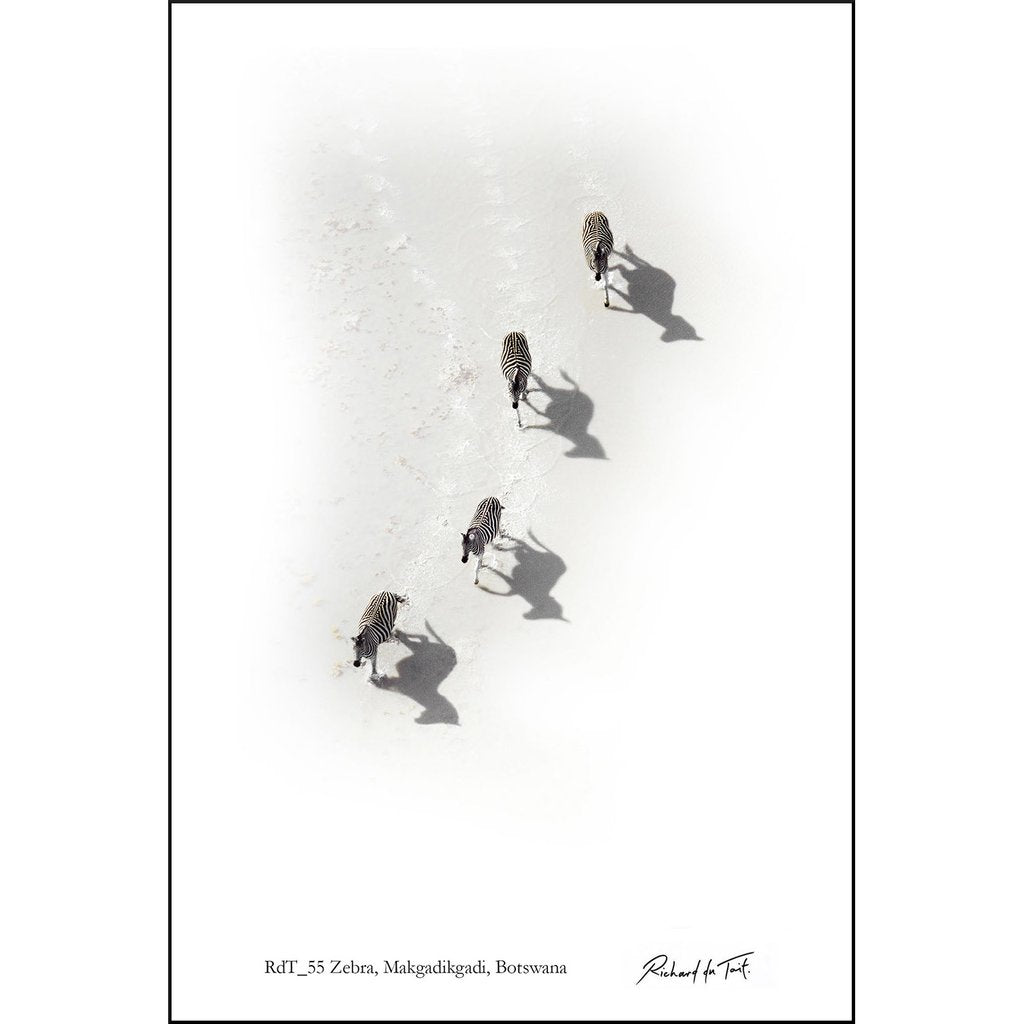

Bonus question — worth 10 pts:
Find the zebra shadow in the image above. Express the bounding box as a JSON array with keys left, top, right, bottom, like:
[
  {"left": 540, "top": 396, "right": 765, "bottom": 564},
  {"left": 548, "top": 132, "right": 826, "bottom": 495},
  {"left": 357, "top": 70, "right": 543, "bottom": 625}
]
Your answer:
[
  {"left": 478, "top": 531, "right": 569, "bottom": 622},
  {"left": 608, "top": 244, "right": 702, "bottom": 342},
  {"left": 373, "top": 621, "right": 459, "bottom": 725},
  {"left": 522, "top": 370, "right": 607, "bottom": 460}
]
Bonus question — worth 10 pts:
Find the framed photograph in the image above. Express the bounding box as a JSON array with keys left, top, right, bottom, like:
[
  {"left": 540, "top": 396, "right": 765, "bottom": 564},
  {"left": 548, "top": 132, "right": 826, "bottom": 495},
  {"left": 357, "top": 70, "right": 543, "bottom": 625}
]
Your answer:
[{"left": 171, "top": 4, "right": 853, "bottom": 1020}]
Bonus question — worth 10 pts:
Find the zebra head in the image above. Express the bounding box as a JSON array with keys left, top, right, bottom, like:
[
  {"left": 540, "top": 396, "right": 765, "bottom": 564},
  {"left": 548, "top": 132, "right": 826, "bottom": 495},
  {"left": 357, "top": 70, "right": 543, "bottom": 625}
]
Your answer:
[
  {"left": 594, "top": 245, "right": 608, "bottom": 281},
  {"left": 509, "top": 371, "right": 527, "bottom": 409},
  {"left": 461, "top": 531, "right": 472, "bottom": 563},
  {"left": 351, "top": 630, "right": 369, "bottom": 667}
]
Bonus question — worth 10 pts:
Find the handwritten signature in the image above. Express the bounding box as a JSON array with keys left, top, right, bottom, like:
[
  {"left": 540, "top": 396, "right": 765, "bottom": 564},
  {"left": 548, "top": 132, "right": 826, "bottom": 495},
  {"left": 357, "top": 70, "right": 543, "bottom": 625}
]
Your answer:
[{"left": 636, "top": 952, "right": 754, "bottom": 985}]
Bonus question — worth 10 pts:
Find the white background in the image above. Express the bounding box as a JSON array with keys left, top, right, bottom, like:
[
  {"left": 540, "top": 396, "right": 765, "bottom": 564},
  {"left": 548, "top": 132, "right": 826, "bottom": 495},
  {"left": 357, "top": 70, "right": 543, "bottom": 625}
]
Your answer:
[
  {"left": 1, "top": 2, "right": 1022, "bottom": 1024},
  {"left": 173, "top": 3, "right": 849, "bottom": 1020}
]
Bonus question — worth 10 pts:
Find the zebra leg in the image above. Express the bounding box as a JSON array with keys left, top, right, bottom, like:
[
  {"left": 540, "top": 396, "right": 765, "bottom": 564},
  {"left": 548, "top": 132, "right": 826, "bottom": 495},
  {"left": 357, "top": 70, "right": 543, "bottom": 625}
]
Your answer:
[
  {"left": 474, "top": 552, "right": 483, "bottom": 585},
  {"left": 369, "top": 648, "right": 380, "bottom": 682},
  {"left": 516, "top": 405, "right": 523, "bottom": 428},
  {"left": 604, "top": 273, "right": 610, "bottom": 307}
]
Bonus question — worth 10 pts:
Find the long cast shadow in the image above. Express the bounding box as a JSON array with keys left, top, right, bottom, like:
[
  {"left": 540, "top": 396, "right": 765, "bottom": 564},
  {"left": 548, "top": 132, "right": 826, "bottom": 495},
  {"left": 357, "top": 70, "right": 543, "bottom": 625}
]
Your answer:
[
  {"left": 478, "top": 530, "right": 569, "bottom": 622},
  {"left": 374, "top": 621, "right": 459, "bottom": 725},
  {"left": 607, "top": 243, "right": 702, "bottom": 342},
  {"left": 522, "top": 370, "right": 607, "bottom": 459}
]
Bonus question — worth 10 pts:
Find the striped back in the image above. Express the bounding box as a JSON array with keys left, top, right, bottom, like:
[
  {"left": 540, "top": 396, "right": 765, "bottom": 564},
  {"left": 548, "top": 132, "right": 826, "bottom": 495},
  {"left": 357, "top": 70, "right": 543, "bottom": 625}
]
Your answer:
[
  {"left": 466, "top": 496, "right": 503, "bottom": 554},
  {"left": 500, "top": 331, "right": 532, "bottom": 396},
  {"left": 582, "top": 211, "right": 614, "bottom": 274},
  {"left": 355, "top": 591, "right": 401, "bottom": 654}
]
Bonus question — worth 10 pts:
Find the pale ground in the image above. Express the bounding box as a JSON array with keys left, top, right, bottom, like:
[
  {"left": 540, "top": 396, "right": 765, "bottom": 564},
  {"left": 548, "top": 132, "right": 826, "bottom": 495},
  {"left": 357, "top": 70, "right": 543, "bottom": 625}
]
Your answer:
[{"left": 173, "top": 10, "right": 851, "bottom": 1020}]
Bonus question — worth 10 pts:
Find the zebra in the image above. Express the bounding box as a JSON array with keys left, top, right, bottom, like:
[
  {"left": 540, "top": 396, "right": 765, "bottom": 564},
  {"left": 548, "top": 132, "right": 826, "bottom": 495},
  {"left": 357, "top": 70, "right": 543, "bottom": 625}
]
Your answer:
[
  {"left": 351, "top": 590, "right": 406, "bottom": 681},
  {"left": 582, "top": 211, "right": 614, "bottom": 307},
  {"left": 461, "top": 496, "right": 505, "bottom": 585},
  {"left": 500, "top": 330, "right": 532, "bottom": 427}
]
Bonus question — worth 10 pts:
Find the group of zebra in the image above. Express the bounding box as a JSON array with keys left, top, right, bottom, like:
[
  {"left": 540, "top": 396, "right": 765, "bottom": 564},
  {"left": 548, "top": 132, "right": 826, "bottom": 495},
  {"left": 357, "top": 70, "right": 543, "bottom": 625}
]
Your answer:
[{"left": 350, "top": 212, "right": 615, "bottom": 681}]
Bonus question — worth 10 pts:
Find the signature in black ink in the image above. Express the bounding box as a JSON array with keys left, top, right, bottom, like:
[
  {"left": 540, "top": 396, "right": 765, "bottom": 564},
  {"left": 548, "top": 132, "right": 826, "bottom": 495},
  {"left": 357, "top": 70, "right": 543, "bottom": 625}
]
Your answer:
[{"left": 636, "top": 951, "right": 754, "bottom": 985}]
